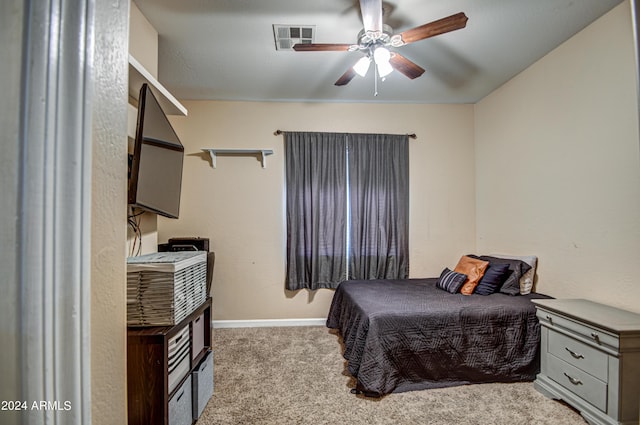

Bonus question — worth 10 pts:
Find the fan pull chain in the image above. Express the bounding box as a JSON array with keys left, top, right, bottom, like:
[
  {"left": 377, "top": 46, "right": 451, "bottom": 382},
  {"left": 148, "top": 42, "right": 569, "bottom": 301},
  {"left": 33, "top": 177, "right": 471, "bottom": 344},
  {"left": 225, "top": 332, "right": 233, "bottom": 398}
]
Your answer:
[{"left": 374, "top": 62, "right": 379, "bottom": 96}]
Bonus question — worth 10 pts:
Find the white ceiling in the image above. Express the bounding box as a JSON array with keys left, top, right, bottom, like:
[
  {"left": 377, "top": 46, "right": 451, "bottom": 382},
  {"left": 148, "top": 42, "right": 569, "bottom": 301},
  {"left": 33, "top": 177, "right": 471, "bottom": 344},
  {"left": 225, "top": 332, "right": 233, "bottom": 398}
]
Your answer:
[{"left": 134, "top": 0, "right": 624, "bottom": 104}]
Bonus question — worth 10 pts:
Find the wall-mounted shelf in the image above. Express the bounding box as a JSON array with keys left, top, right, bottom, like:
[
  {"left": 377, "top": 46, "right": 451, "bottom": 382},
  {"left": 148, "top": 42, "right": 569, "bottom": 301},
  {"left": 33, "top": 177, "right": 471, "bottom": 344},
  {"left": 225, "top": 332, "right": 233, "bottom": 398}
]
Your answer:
[
  {"left": 201, "top": 149, "right": 274, "bottom": 169},
  {"left": 128, "top": 54, "right": 187, "bottom": 116}
]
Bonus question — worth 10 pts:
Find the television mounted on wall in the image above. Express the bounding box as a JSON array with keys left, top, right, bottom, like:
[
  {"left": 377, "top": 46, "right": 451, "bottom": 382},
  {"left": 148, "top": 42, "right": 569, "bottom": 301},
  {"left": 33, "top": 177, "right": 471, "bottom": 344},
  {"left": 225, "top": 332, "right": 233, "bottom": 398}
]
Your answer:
[{"left": 128, "top": 83, "right": 184, "bottom": 219}]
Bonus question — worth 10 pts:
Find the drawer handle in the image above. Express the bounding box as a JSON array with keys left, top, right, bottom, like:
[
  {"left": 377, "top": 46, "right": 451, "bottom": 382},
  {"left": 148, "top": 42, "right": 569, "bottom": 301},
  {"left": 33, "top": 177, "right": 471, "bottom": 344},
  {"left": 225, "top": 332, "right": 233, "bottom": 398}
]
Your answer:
[
  {"left": 590, "top": 332, "right": 600, "bottom": 343},
  {"left": 563, "top": 372, "right": 583, "bottom": 386},
  {"left": 565, "top": 347, "right": 584, "bottom": 360},
  {"left": 545, "top": 315, "right": 553, "bottom": 325},
  {"left": 176, "top": 388, "right": 185, "bottom": 402}
]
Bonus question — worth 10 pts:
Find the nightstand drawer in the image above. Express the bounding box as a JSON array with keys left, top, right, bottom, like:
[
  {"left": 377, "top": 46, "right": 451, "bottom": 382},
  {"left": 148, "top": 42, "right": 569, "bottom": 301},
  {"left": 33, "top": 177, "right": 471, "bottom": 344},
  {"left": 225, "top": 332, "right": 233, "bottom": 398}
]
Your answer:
[
  {"left": 548, "top": 330, "right": 608, "bottom": 381},
  {"left": 547, "top": 353, "right": 607, "bottom": 412},
  {"left": 537, "top": 310, "right": 618, "bottom": 349}
]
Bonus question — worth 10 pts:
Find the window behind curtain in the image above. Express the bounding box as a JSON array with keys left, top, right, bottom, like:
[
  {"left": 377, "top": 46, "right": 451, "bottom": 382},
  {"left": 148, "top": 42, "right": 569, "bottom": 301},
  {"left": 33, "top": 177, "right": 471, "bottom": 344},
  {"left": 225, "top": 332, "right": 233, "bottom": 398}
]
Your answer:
[{"left": 284, "top": 132, "right": 409, "bottom": 290}]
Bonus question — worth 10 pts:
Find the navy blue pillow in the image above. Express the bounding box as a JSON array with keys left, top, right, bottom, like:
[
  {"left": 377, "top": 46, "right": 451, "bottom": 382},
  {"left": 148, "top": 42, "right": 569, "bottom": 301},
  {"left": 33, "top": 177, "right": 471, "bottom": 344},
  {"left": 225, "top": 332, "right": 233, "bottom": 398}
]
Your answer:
[
  {"left": 467, "top": 255, "right": 532, "bottom": 296},
  {"left": 474, "top": 263, "right": 511, "bottom": 295},
  {"left": 436, "top": 268, "right": 468, "bottom": 294}
]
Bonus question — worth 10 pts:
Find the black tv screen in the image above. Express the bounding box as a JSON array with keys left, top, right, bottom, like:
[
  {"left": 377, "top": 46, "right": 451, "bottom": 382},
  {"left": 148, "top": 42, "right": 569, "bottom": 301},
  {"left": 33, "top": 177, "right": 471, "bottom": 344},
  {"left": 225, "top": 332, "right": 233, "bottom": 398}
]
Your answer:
[{"left": 128, "top": 83, "right": 184, "bottom": 219}]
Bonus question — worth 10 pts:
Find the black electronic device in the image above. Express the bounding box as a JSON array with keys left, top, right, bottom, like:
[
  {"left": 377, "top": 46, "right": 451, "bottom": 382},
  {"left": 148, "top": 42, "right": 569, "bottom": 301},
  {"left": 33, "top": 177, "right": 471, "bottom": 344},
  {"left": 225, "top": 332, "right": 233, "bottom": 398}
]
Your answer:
[
  {"left": 128, "top": 83, "right": 184, "bottom": 219},
  {"left": 169, "top": 237, "right": 209, "bottom": 252},
  {"left": 159, "top": 237, "right": 210, "bottom": 252},
  {"left": 159, "top": 238, "right": 214, "bottom": 296}
]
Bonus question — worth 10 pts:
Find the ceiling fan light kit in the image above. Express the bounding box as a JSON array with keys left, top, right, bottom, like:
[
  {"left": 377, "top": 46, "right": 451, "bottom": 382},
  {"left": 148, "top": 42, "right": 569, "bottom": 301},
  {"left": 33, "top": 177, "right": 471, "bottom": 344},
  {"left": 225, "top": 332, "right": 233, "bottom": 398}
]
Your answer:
[
  {"left": 292, "top": 0, "right": 468, "bottom": 93},
  {"left": 353, "top": 56, "right": 371, "bottom": 77},
  {"left": 373, "top": 46, "right": 392, "bottom": 78}
]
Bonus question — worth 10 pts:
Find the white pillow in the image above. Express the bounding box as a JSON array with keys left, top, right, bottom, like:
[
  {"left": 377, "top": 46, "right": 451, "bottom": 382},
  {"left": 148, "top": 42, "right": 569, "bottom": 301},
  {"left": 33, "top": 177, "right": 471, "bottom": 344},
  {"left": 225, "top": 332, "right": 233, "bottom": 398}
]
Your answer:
[{"left": 490, "top": 254, "right": 537, "bottom": 295}]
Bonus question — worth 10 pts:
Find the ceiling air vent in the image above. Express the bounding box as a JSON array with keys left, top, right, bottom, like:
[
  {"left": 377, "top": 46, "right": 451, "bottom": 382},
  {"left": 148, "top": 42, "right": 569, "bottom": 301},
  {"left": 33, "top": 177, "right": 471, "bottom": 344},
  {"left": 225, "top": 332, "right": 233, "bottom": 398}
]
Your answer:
[{"left": 273, "top": 25, "right": 315, "bottom": 51}]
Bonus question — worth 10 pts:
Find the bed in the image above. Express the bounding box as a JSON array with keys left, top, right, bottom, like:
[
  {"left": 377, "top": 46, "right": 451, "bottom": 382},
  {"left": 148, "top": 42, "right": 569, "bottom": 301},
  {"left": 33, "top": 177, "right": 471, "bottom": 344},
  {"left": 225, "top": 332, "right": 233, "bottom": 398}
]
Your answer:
[{"left": 326, "top": 277, "right": 551, "bottom": 396}]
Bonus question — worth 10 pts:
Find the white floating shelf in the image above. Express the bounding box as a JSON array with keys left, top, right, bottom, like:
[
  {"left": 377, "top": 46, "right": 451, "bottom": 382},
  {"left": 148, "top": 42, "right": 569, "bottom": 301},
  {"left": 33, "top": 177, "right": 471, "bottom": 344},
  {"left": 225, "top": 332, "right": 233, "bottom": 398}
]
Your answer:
[
  {"left": 128, "top": 54, "right": 187, "bottom": 116},
  {"left": 201, "top": 149, "right": 274, "bottom": 169}
]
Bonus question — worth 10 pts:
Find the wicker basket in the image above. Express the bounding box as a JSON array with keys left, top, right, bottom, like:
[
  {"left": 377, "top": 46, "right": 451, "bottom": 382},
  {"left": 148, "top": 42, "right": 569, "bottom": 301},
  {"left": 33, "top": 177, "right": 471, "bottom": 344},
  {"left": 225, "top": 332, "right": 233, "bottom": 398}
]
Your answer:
[{"left": 127, "top": 251, "right": 207, "bottom": 326}]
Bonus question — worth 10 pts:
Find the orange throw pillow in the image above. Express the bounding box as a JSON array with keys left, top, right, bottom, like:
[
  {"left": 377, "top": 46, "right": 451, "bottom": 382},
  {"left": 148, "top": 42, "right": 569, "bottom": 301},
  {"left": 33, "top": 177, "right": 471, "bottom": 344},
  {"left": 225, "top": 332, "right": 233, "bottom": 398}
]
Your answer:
[{"left": 454, "top": 255, "right": 489, "bottom": 295}]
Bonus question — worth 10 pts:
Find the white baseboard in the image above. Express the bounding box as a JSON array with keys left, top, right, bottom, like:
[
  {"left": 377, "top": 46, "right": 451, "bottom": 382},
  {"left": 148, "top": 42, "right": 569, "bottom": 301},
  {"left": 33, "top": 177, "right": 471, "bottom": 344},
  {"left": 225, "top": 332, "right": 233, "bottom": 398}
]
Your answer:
[{"left": 212, "top": 318, "right": 326, "bottom": 329}]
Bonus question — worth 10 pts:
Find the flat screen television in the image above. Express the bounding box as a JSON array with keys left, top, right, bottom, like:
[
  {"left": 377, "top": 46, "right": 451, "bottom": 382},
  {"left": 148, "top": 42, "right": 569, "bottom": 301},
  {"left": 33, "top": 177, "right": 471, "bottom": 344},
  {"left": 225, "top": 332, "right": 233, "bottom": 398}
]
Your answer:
[{"left": 128, "top": 83, "right": 184, "bottom": 219}]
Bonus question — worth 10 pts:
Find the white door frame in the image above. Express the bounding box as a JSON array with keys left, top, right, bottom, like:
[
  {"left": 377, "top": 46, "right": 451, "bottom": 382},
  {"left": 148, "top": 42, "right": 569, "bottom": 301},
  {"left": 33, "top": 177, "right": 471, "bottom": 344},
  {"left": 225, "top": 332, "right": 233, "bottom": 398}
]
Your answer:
[{"left": 7, "top": 1, "right": 95, "bottom": 423}]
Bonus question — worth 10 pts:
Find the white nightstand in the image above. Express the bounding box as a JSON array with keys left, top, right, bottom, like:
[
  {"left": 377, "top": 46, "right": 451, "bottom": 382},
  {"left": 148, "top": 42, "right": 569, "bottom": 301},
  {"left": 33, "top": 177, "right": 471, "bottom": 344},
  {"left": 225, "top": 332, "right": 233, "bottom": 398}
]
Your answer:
[{"left": 532, "top": 299, "right": 640, "bottom": 425}]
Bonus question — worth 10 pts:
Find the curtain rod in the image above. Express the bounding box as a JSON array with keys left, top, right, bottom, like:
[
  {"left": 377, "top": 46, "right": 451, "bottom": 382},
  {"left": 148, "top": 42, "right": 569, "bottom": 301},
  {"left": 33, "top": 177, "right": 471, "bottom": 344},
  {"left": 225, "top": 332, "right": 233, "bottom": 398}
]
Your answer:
[{"left": 274, "top": 130, "right": 417, "bottom": 139}]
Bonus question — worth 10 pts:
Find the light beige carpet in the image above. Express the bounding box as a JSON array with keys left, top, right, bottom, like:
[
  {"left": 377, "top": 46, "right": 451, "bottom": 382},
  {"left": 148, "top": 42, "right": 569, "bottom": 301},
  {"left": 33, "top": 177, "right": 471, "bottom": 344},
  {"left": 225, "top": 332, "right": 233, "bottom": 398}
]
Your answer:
[{"left": 197, "top": 326, "right": 586, "bottom": 425}]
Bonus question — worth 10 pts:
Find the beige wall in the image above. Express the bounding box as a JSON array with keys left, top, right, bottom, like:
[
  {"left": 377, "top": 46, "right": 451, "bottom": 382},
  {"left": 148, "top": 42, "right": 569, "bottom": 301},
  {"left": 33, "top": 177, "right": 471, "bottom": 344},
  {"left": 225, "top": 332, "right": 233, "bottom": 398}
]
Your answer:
[
  {"left": 90, "top": 2, "right": 162, "bottom": 423},
  {"left": 159, "top": 102, "right": 476, "bottom": 320},
  {"left": 91, "top": 0, "right": 129, "bottom": 424},
  {"left": 475, "top": 3, "right": 640, "bottom": 313},
  {"left": 129, "top": 1, "right": 158, "bottom": 79}
]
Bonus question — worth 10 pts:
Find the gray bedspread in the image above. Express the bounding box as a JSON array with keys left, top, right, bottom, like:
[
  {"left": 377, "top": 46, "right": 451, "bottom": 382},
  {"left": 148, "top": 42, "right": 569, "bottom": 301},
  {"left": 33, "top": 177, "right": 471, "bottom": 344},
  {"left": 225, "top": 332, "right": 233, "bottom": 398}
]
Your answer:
[{"left": 326, "top": 278, "right": 551, "bottom": 396}]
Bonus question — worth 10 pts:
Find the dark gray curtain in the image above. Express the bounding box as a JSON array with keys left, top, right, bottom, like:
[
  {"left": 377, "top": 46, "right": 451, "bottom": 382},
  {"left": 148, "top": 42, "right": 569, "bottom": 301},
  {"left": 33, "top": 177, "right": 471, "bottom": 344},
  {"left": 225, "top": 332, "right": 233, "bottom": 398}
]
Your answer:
[
  {"left": 284, "top": 132, "right": 347, "bottom": 290},
  {"left": 284, "top": 131, "right": 409, "bottom": 290},
  {"left": 348, "top": 134, "right": 409, "bottom": 280}
]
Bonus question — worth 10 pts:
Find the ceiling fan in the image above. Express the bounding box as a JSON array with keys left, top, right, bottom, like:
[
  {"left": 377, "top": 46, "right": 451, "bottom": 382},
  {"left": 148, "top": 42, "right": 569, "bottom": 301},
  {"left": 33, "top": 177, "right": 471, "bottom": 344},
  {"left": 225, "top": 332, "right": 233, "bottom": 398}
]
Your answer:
[{"left": 293, "top": 0, "right": 468, "bottom": 87}]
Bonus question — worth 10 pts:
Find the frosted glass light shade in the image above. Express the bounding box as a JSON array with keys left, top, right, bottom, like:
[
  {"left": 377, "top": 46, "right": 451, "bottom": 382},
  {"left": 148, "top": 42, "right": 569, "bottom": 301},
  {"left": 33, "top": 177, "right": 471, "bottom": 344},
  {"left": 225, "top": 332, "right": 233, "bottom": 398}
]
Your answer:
[
  {"left": 373, "top": 47, "right": 393, "bottom": 77},
  {"left": 353, "top": 56, "right": 371, "bottom": 77},
  {"left": 373, "top": 46, "right": 391, "bottom": 64},
  {"left": 377, "top": 60, "right": 393, "bottom": 77}
]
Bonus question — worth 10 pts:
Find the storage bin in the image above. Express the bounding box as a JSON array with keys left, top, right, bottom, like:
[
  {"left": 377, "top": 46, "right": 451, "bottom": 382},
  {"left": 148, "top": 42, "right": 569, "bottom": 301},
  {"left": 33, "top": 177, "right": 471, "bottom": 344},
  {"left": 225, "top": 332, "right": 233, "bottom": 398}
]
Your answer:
[
  {"left": 192, "top": 350, "right": 214, "bottom": 420},
  {"left": 168, "top": 375, "right": 192, "bottom": 425},
  {"left": 191, "top": 312, "right": 206, "bottom": 360},
  {"left": 167, "top": 324, "right": 191, "bottom": 394}
]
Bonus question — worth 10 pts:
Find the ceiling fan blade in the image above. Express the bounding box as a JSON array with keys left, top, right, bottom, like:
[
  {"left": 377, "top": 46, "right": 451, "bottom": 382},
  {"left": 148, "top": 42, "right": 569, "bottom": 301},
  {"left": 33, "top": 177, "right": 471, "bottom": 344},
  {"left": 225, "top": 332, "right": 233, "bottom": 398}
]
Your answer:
[
  {"left": 398, "top": 12, "right": 468, "bottom": 45},
  {"left": 335, "top": 67, "right": 357, "bottom": 86},
  {"left": 292, "top": 43, "right": 352, "bottom": 52},
  {"left": 359, "top": 0, "right": 383, "bottom": 33},
  {"left": 389, "top": 53, "right": 425, "bottom": 79}
]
